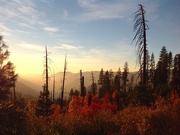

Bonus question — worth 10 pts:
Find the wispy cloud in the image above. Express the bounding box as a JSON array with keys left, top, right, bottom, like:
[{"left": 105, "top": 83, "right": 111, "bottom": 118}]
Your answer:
[
  {"left": 17, "top": 43, "right": 44, "bottom": 52},
  {"left": 0, "top": 23, "right": 12, "bottom": 37},
  {"left": 0, "top": 0, "right": 42, "bottom": 25},
  {"left": 55, "top": 44, "right": 82, "bottom": 50},
  {"left": 77, "top": 0, "right": 135, "bottom": 21},
  {"left": 18, "top": 22, "right": 36, "bottom": 30},
  {"left": 0, "top": 0, "right": 54, "bottom": 36},
  {"left": 76, "top": 0, "right": 160, "bottom": 23},
  {"left": 0, "top": 23, "right": 12, "bottom": 32},
  {"left": 14, "top": 30, "right": 32, "bottom": 34},
  {"left": 43, "top": 27, "right": 59, "bottom": 32}
]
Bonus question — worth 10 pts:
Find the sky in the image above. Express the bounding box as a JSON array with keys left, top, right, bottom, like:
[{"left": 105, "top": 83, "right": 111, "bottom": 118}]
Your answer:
[{"left": 0, "top": 0, "right": 180, "bottom": 77}]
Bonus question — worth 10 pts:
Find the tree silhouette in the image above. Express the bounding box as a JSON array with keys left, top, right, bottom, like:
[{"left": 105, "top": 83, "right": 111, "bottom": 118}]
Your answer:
[
  {"left": 122, "top": 62, "right": 129, "bottom": 92},
  {"left": 61, "top": 54, "right": 67, "bottom": 108},
  {"left": 149, "top": 53, "right": 155, "bottom": 89},
  {"left": 80, "top": 69, "right": 85, "bottom": 97},
  {"left": 154, "top": 46, "right": 172, "bottom": 97},
  {"left": 36, "top": 84, "right": 52, "bottom": 116},
  {"left": 132, "top": 4, "right": 149, "bottom": 89},
  {"left": 114, "top": 68, "right": 121, "bottom": 92},
  {"left": 36, "top": 46, "right": 52, "bottom": 116},
  {"left": 103, "top": 71, "right": 111, "bottom": 94},
  {"left": 0, "top": 35, "right": 18, "bottom": 101}
]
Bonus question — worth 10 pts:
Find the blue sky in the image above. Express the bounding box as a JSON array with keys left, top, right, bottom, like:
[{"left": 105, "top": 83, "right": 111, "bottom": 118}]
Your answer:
[{"left": 0, "top": 0, "right": 180, "bottom": 76}]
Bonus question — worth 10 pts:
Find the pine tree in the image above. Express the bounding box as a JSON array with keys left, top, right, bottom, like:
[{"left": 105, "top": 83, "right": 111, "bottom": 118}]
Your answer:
[
  {"left": 98, "top": 68, "right": 104, "bottom": 86},
  {"left": 155, "top": 46, "right": 168, "bottom": 87},
  {"left": 154, "top": 46, "right": 171, "bottom": 97},
  {"left": 104, "top": 70, "right": 111, "bottom": 94},
  {"left": 36, "top": 84, "right": 52, "bottom": 116},
  {"left": 114, "top": 68, "right": 121, "bottom": 91},
  {"left": 149, "top": 53, "right": 155, "bottom": 89},
  {"left": 122, "top": 62, "right": 129, "bottom": 92},
  {"left": 0, "top": 35, "right": 18, "bottom": 101}
]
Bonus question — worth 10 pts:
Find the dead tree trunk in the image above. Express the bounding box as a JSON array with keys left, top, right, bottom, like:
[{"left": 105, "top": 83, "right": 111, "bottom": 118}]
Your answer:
[
  {"left": 61, "top": 54, "right": 67, "bottom": 108},
  {"left": 80, "top": 70, "right": 85, "bottom": 96},
  {"left": 91, "top": 72, "right": 95, "bottom": 96}
]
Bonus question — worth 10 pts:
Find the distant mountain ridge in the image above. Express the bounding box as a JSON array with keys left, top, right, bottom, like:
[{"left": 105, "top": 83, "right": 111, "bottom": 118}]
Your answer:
[{"left": 16, "top": 71, "right": 138, "bottom": 98}]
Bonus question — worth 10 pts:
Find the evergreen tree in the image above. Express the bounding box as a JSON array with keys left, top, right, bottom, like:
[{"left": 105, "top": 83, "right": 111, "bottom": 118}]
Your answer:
[
  {"left": 155, "top": 46, "right": 168, "bottom": 87},
  {"left": 98, "top": 68, "right": 104, "bottom": 87},
  {"left": 36, "top": 84, "right": 52, "bottom": 116},
  {"left": 109, "top": 69, "right": 114, "bottom": 94},
  {"left": 114, "top": 68, "right": 121, "bottom": 91},
  {"left": 122, "top": 62, "right": 129, "bottom": 92},
  {"left": 103, "top": 70, "right": 111, "bottom": 94},
  {"left": 0, "top": 35, "right": 18, "bottom": 101},
  {"left": 149, "top": 53, "right": 155, "bottom": 89},
  {"left": 154, "top": 46, "right": 170, "bottom": 97}
]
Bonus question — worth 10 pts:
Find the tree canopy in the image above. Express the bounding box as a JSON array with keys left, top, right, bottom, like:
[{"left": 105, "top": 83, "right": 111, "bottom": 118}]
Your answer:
[{"left": 0, "top": 35, "right": 17, "bottom": 101}]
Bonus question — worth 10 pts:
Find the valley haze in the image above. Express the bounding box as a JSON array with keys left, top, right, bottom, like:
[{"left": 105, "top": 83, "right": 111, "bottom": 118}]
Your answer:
[{"left": 17, "top": 71, "right": 136, "bottom": 98}]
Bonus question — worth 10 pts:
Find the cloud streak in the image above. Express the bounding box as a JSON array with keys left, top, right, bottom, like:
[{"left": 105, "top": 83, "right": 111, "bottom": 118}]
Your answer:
[
  {"left": 55, "top": 44, "right": 82, "bottom": 50},
  {"left": 17, "top": 43, "right": 44, "bottom": 52},
  {"left": 77, "top": 0, "right": 135, "bottom": 21},
  {"left": 43, "top": 27, "right": 59, "bottom": 32}
]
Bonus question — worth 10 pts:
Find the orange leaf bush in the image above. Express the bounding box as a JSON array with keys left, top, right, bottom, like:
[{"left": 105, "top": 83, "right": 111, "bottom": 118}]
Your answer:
[{"left": 24, "top": 96, "right": 180, "bottom": 135}]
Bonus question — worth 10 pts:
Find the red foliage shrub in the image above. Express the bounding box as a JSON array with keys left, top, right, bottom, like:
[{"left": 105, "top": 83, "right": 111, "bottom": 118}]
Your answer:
[
  {"left": 68, "top": 96, "right": 84, "bottom": 114},
  {"left": 68, "top": 94, "right": 118, "bottom": 117}
]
